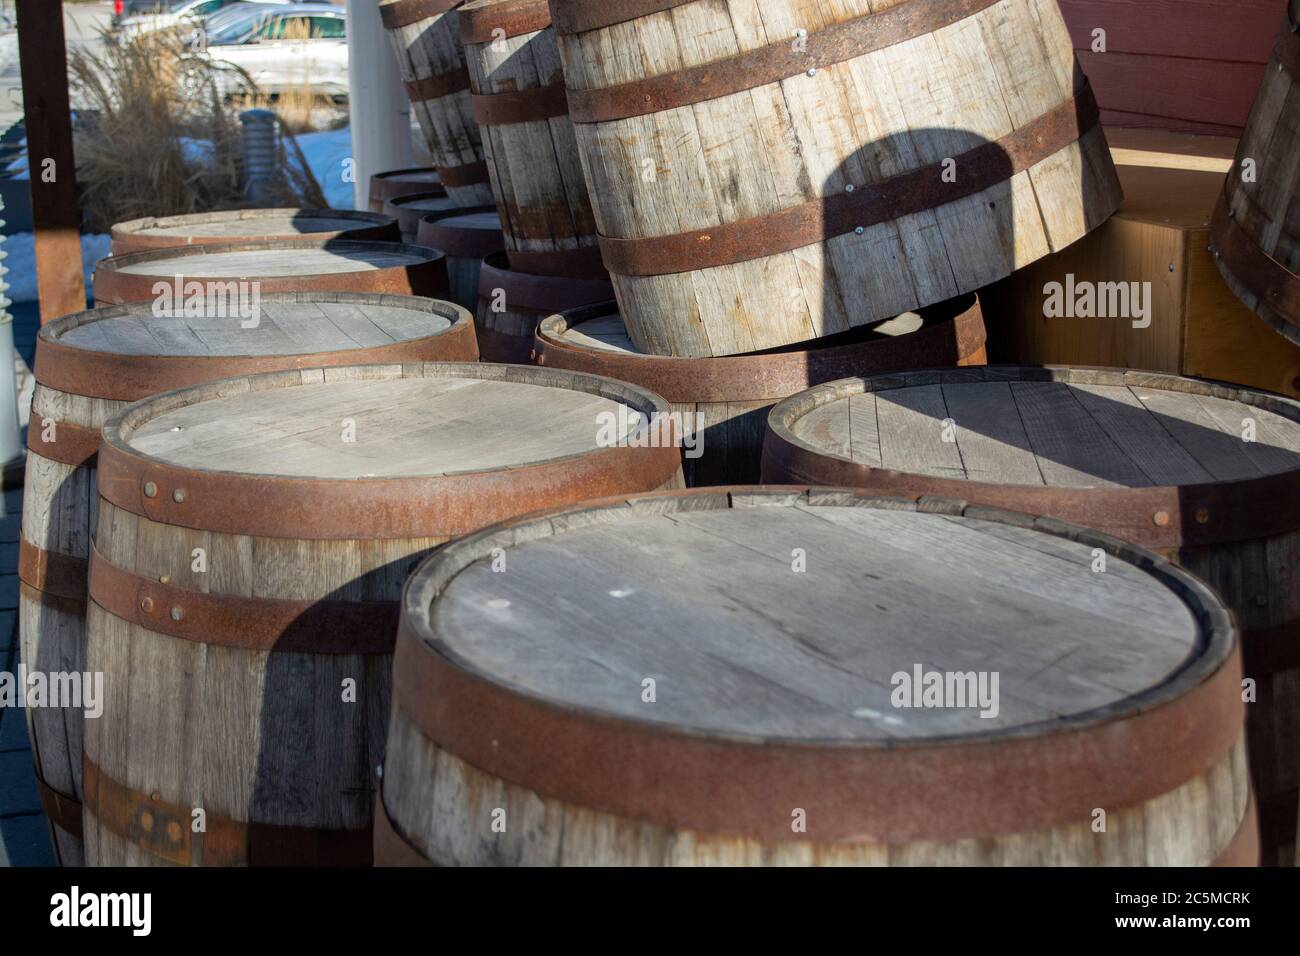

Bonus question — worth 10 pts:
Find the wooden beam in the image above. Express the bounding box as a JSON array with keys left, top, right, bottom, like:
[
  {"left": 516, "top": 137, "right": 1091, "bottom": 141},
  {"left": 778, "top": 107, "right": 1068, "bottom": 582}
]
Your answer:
[{"left": 16, "top": 0, "right": 85, "bottom": 323}]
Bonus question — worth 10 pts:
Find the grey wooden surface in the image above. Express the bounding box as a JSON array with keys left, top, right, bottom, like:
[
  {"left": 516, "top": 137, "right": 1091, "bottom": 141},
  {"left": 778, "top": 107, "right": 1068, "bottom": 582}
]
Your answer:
[
  {"left": 432, "top": 505, "right": 1200, "bottom": 739},
  {"left": 790, "top": 380, "right": 1300, "bottom": 487}
]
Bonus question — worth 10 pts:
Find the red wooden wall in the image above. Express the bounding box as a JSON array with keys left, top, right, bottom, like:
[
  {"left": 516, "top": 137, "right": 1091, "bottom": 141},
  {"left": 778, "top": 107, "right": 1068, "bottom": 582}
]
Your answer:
[{"left": 1060, "top": 0, "right": 1284, "bottom": 135}]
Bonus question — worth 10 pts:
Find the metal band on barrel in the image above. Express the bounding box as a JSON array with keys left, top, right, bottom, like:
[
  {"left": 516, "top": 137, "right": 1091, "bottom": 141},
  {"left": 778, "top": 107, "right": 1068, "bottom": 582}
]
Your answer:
[
  {"left": 459, "top": 0, "right": 552, "bottom": 42},
  {"left": 597, "top": 87, "right": 1100, "bottom": 275},
  {"left": 1210, "top": 196, "right": 1300, "bottom": 332},
  {"left": 470, "top": 85, "right": 568, "bottom": 126},
  {"left": 563, "top": 0, "right": 1002, "bottom": 121},
  {"left": 82, "top": 757, "right": 372, "bottom": 867},
  {"left": 379, "top": 0, "right": 463, "bottom": 29},
  {"left": 88, "top": 543, "right": 399, "bottom": 654}
]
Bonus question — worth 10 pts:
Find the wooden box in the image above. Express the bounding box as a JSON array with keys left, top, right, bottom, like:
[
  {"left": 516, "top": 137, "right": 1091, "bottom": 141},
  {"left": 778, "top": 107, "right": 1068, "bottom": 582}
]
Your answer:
[{"left": 983, "top": 128, "right": 1300, "bottom": 399}]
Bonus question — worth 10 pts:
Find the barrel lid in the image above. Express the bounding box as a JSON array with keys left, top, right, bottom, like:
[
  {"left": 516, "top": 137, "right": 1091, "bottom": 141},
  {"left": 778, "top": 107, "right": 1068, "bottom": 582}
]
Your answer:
[
  {"left": 35, "top": 294, "right": 477, "bottom": 402},
  {"left": 96, "top": 363, "right": 681, "bottom": 539},
  {"left": 372, "top": 166, "right": 443, "bottom": 184},
  {"left": 98, "top": 239, "right": 442, "bottom": 280},
  {"left": 110, "top": 208, "right": 397, "bottom": 254},
  {"left": 416, "top": 206, "right": 505, "bottom": 258},
  {"left": 387, "top": 194, "right": 460, "bottom": 215},
  {"left": 394, "top": 487, "right": 1240, "bottom": 842},
  {"left": 764, "top": 366, "right": 1300, "bottom": 548},
  {"left": 534, "top": 294, "right": 986, "bottom": 403},
  {"left": 557, "top": 308, "right": 924, "bottom": 356}
]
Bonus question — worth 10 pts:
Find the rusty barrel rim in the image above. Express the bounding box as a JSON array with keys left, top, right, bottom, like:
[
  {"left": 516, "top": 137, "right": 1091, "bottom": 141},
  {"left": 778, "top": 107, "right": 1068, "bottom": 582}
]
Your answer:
[
  {"left": 34, "top": 293, "right": 478, "bottom": 403},
  {"left": 762, "top": 365, "right": 1300, "bottom": 550},
  {"left": 535, "top": 293, "right": 986, "bottom": 403},
  {"left": 477, "top": 250, "right": 614, "bottom": 313},
  {"left": 391, "top": 486, "right": 1241, "bottom": 845},
  {"left": 383, "top": 191, "right": 461, "bottom": 238},
  {"left": 109, "top": 208, "right": 400, "bottom": 256},
  {"left": 369, "top": 166, "right": 446, "bottom": 205},
  {"left": 92, "top": 238, "right": 449, "bottom": 305},
  {"left": 416, "top": 205, "right": 506, "bottom": 259},
  {"left": 96, "top": 362, "right": 681, "bottom": 540},
  {"left": 379, "top": 0, "right": 464, "bottom": 30},
  {"left": 460, "top": 0, "right": 551, "bottom": 42}
]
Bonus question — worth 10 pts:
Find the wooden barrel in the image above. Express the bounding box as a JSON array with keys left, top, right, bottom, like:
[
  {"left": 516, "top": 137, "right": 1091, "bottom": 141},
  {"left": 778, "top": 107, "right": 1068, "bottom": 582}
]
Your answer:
[
  {"left": 536, "top": 294, "right": 987, "bottom": 485},
  {"left": 459, "top": 0, "right": 603, "bottom": 278},
  {"left": 378, "top": 486, "right": 1254, "bottom": 866},
  {"left": 19, "top": 293, "right": 477, "bottom": 867},
  {"left": 415, "top": 206, "right": 505, "bottom": 309},
  {"left": 550, "top": 0, "right": 1123, "bottom": 357},
  {"left": 378, "top": 0, "right": 494, "bottom": 206},
  {"left": 368, "top": 166, "right": 445, "bottom": 213},
  {"left": 82, "top": 362, "right": 683, "bottom": 866},
  {"left": 109, "top": 209, "right": 399, "bottom": 256},
  {"left": 92, "top": 239, "right": 448, "bottom": 306},
  {"left": 475, "top": 251, "right": 612, "bottom": 362},
  {"left": 1210, "top": 1, "right": 1300, "bottom": 347},
  {"left": 383, "top": 191, "right": 461, "bottom": 243},
  {"left": 763, "top": 365, "right": 1300, "bottom": 865}
]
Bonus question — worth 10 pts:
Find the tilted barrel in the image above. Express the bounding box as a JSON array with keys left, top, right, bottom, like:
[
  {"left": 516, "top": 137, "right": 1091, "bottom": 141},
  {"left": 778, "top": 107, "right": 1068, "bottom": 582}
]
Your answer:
[
  {"left": 535, "top": 295, "right": 987, "bottom": 484},
  {"left": 82, "top": 362, "right": 683, "bottom": 865},
  {"left": 378, "top": 487, "right": 1253, "bottom": 866},
  {"left": 550, "top": 0, "right": 1123, "bottom": 356},
  {"left": 109, "top": 209, "right": 399, "bottom": 256},
  {"left": 474, "top": 251, "right": 612, "bottom": 362},
  {"left": 416, "top": 207, "right": 505, "bottom": 309},
  {"left": 368, "top": 166, "right": 445, "bottom": 214},
  {"left": 20, "top": 293, "right": 477, "bottom": 866},
  {"left": 1210, "top": 0, "right": 1300, "bottom": 346},
  {"left": 92, "top": 239, "right": 448, "bottom": 305},
  {"left": 459, "top": 0, "right": 604, "bottom": 278},
  {"left": 378, "top": 0, "right": 494, "bottom": 206},
  {"left": 763, "top": 365, "right": 1300, "bottom": 865}
]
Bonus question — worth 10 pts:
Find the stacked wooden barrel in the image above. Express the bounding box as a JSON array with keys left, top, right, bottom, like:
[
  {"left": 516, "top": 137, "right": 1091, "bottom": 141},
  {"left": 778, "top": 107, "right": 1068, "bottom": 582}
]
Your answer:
[
  {"left": 378, "top": 487, "right": 1252, "bottom": 866},
  {"left": 109, "top": 209, "right": 398, "bottom": 256},
  {"left": 536, "top": 294, "right": 987, "bottom": 484},
  {"left": 19, "top": 294, "right": 478, "bottom": 866},
  {"left": 549, "top": 0, "right": 1122, "bottom": 357},
  {"left": 415, "top": 206, "right": 505, "bottom": 309},
  {"left": 763, "top": 366, "right": 1299, "bottom": 865},
  {"left": 378, "top": 0, "right": 494, "bottom": 206},
  {"left": 368, "top": 166, "right": 445, "bottom": 214},
  {"left": 1211, "top": 0, "right": 1300, "bottom": 347},
  {"left": 81, "top": 363, "right": 681, "bottom": 865},
  {"left": 92, "top": 239, "right": 449, "bottom": 305}
]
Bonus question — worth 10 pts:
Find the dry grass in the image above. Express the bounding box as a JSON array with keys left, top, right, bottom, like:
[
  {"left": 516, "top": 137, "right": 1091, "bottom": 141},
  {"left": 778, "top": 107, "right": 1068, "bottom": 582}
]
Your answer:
[{"left": 69, "top": 27, "right": 329, "bottom": 232}]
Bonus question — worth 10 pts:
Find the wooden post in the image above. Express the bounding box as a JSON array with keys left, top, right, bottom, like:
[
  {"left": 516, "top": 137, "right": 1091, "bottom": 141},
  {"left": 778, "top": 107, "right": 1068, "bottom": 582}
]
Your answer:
[{"left": 16, "top": 0, "right": 85, "bottom": 324}]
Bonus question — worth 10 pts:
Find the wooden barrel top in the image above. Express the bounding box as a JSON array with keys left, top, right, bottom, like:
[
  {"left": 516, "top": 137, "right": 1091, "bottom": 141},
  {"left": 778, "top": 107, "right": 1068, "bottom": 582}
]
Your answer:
[
  {"left": 417, "top": 207, "right": 505, "bottom": 259},
  {"left": 109, "top": 208, "right": 398, "bottom": 255},
  {"left": 92, "top": 240, "right": 448, "bottom": 304},
  {"left": 392, "top": 487, "right": 1239, "bottom": 842},
  {"left": 35, "top": 294, "right": 478, "bottom": 402},
  {"left": 369, "top": 166, "right": 445, "bottom": 205},
  {"left": 763, "top": 366, "right": 1300, "bottom": 549},
  {"left": 96, "top": 363, "right": 681, "bottom": 538},
  {"left": 535, "top": 296, "right": 986, "bottom": 403}
]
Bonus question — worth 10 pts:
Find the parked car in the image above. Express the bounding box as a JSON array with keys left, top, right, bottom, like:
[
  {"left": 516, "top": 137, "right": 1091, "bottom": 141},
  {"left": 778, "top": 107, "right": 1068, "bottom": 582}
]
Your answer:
[
  {"left": 185, "top": 3, "right": 349, "bottom": 98},
  {"left": 114, "top": 0, "right": 285, "bottom": 37}
]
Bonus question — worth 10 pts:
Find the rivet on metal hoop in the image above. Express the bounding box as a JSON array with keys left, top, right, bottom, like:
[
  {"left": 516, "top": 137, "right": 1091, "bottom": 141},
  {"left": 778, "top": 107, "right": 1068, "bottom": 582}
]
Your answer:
[
  {"left": 845, "top": 183, "right": 854, "bottom": 192},
  {"left": 806, "top": 68, "right": 816, "bottom": 77},
  {"left": 143, "top": 481, "right": 157, "bottom": 498},
  {"left": 159, "top": 574, "right": 171, "bottom": 585},
  {"left": 854, "top": 226, "right": 865, "bottom": 235},
  {"left": 140, "top": 597, "right": 155, "bottom": 614},
  {"left": 1195, "top": 508, "right": 1210, "bottom": 524},
  {"left": 1153, "top": 511, "right": 1170, "bottom": 527},
  {"left": 170, "top": 606, "right": 185, "bottom": 622},
  {"left": 173, "top": 489, "right": 186, "bottom": 503}
]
